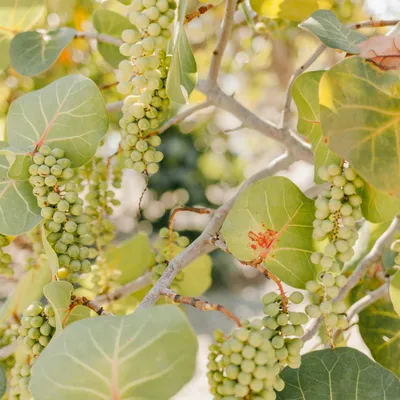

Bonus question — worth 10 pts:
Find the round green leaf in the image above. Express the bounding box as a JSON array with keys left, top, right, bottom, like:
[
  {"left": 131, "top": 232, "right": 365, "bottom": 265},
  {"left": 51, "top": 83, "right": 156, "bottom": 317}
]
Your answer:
[
  {"left": 320, "top": 56, "right": 400, "bottom": 196},
  {"left": 221, "top": 176, "right": 316, "bottom": 289},
  {"left": 0, "top": 363, "right": 5, "bottom": 398},
  {"left": 92, "top": 9, "right": 131, "bottom": 68},
  {"left": 30, "top": 305, "right": 198, "bottom": 400},
  {"left": 291, "top": 70, "right": 340, "bottom": 183},
  {"left": 105, "top": 233, "right": 155, "bottom": 285},
  {"left": 390, "top": 271, "right": 400, "bottom": 316},
  {"left": 6, "top": 74, "right": 109, "bottom": 168},
  {"left": 0, "top": 153, "right": 42, "bottom": 236},
  {"left": 0, "top": 257, "right": 51, "bottom": 324},
  {"left": 358, "top": 296, "right": 400, "bottom": 377},
  {"left": 360, "top": 183, "right": 400, "bottom": 223},
  {"left": 299, "top": 10, "right": 367, "bottom": 53},
  {"left": 41, "top": 223, "right": 59, "bottom": 275},
  {"left": 10, "top": 28, "right": 76, "bottom": 76},
  {"left": 6, "top": 153, "right": 32, "bottom": 181},
  {"left": 277, "top": 347, "right": 400, "bottom": 399}
]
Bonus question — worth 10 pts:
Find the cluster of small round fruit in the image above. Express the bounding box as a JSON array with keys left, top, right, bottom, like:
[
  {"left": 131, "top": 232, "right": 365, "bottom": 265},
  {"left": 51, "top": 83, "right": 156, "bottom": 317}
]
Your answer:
[
  {"left": 28, "top": 146, "right": 97, "bottom": 282},
  {"left": 304, "top": 164, "right": 363, "bottom": 334},
  {"left": 207, "top": 291, "right": 307, "bottom": 399},
  {"left": 8, "top": 353, "right": 33, "bottom": 400},
  {"left": 151, "top": 227, "right": 190, "bottom": 291},
  {"left": 0, "top": 320, "right": 18, "bottom": 368},
  {"left": 116, "top": 0, "right": 176, "bottom": 174},
  {"left": 0, "top": 234, "right": 12, "bottom": 275},
  {"left": 18, "top": 301, "right": 56, "bottom": 357}
]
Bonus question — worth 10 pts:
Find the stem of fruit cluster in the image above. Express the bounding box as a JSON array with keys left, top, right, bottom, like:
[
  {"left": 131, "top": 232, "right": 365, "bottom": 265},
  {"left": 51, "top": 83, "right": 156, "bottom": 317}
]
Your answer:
[
  {"left": 184, "top": 4, "right": 214, "bottom": 25},
  {"left": 71, "top": 295, "right": 113, "bottom": 316}
]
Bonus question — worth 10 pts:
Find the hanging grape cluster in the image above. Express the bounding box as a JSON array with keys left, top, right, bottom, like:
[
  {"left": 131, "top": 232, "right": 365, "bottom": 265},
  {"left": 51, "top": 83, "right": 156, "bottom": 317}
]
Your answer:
[
  {"left": 151, "top": 227, "right": 190, "bottom": 292},
  {"left": 28, "top": 146, "right": 96, "bottom": 282},
  {"left": 0, "top": 234, "right": 12, "bottom": 275},
  {"left": 207, "top": 291, "right": 307, "bottom": 399},
  {"left": 0, "top": 320, "right": 18, "bottom": 368},
  {"left": 8, "top": 353, "right": 33, "bottom": 400},
  {"left": 304, "top": 164, "right": 363, "bottom": 336},
  {"left": 116, "top": 0, "right": 176, "bottom": 174}
]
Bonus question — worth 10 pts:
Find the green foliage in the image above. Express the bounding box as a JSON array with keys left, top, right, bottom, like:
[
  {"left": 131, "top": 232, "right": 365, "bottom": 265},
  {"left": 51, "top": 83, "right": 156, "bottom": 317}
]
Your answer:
[
  {"left": 10, "top": 28, "right": 76, "bottom": 76},
  {"left": 277, "top": 347, "right": 400, "bottom": 399},
  {"left": 6, "top": 154, "right": 32, "bottom": 181},
  {"left": 0, "top": 363, "right": 5, "bottom": 398},
  {"left": 166, "top": 0, "right": 197, "bottom": 104},
  {"left": 250, "top": 0, "right": 334, "bottom": 21},
  {"left": 0, "top": 258, "right": 51, "bottom": 324},
  {"left": 320, "top": 57, "right": 400, "bottom": 196},
  {"left": 360, "top": 183, "right": 400, "bottom": 223},
  {"left": 0, "top": 0, "right": 45, "bottom": 71},
  {"left": 41, "top": 224, "right": 59, "bottom": 276},
  {"left": 0, "top": 153, "right": 42, "bottom": 235},
  {"left": 222, "top": 176, "right": 316, "bottom": 288},
  {"left": 299, "top": 10, "right": 367, "bottom": 53},
  {"left": 105, "top": 233, "right": 155, "bottom": 285},
  {"left": 92, "top": 9, "right": 131, "bottom": 68},
  {"left": 291, "top": 70, "right": 340, "bottom": 183},
  {"left": 30, "top": 305, "right": 198, "bottom": 400},
  {"left": 390, "top": 271, "right": 400, "bottom": 316},
  {"left": 6, "top": 74, "right": 109, "bottom": 168}
]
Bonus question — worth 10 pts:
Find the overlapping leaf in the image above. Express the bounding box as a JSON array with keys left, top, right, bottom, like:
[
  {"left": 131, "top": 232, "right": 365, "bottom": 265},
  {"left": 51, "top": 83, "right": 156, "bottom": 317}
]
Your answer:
[
  {"left": 277, "top": 347, "right": 400, "bottom": 398},
  {"left": 6, "top": 74, "right": 109, "bottom": 168},
  {"left": 221, "top": 176, "right": 316, "bottom": 288},
  {"left": 291, "top": 70, "right": 340, "bottom": 183},
  {"left": 390, "top": 271, "right": 400, "bottom": 316},
  {"left": 0, "top": 153, "right": 41, "bottom": 235},
  {"left": 299, "top": 10, "right": 367, "bottom": 53},
  {"left": 10, "top": 28, "right": 76, "bottom": 76},
  {"left": 359, "top": 35, "right": 400, "bottom": 70},
  {"left": 41, "top": 224, "right": 59, "bottom": 275},
  {"left": 250, "top": 0, "right": 334, "bottom": 22},
  {"left": 30, "top": 305, "right": 198, "bottom": 400},
  {"left": 166, "top": 0, "right": 197, "bottom": 104},
  {"left": 320, "top": 56, "right": 400, "bottom": 196},
  {"left": 92, "top": 9, "right": 130, "bottom": 68}
]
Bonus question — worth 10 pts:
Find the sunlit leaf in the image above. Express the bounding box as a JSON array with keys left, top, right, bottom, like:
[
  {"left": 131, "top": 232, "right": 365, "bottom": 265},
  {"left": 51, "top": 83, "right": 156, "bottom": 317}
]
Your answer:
[
  {"left": 250, "top": 0, "right": 333, "bottom": 22},
  {"left": 41, "top": 224, "right": 58, "bottom": 276},
  {"left": 92, "top": 9, "right": 131, "bottom": 68},
  {"left": 222, "top": 176, "right": 316, "bottom": 288},
  {"left": 359, "top": 35, "right": 400, "bottom": 70},
  {"left": 390, "top": 271, "right": 400, "bottom": 316},
  {"left": 166, "top": 0, "right": 197, "bottom": 104},
  {"left": 30, "top": 305, "right": 198, "bottom": 400},
  {"left": 291, "top": 70, "right": 340, "bottom": 183},
  {"left": 10, "top": 28, "right": 76, "bottom": 76},
  {"left": 6, "top": 154, "right": 31, "bottom": 181},
  {"left": 6, "top": 74, "right": 109, "bottom": 168},
  {"left": 277, "top": 347, "right": 400, "bottom": 398},
  {"left": 299, "top": 10, "right": 367, "bottom": 53},
  {"left": 320, "top": 56, "right": 400, "bottom": 196}
]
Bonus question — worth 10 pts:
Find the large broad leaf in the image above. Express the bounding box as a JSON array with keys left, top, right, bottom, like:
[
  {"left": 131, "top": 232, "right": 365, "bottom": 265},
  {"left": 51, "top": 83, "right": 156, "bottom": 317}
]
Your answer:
[
  {"left": 221, "top": 176, "right": 316, "bottom": 288},
  {"left": 277, "top": 347, "right": 400, "bottom": 399},
  {"left": 0, "top": 257, "right": 51, "bottom": 323},
  {"left": 390, "top": 271, "right": 400, "bottom": 316},
  {"left": 299, "top": 10, "right": 367, "bottom": 53},
  {"left": 360, "top": 183, "right": 400, "bottom": 223},
  {"left": 320, "top": 56, "right": 400, "bottom": 196},
  {"left": 30, "top": 305, "right": 198, "bottom": 400},
  {"left": 0, "top": 153, "right": 42, "bottom": 235},
  {"left": 291, "top": 70, "right": 340, "bottom": 183},
  {"left": 358, "top": 296, "right": 400, "bottom": 377},
  {"left": 0, "top": 0, "right": 46, "bottom": 71},
  {"left": 250, "top": 0, "right": 333, "bottom": 22},
  {"left": 10, "top": 28, "right": 76, "bottom": 76},
  {"left": 6, "top": 74, "right": 109, "bottom": 168},
  {"left": 166, "top": 0, "right": 197, "bottom": 104},
  {"left": 105, "top": 233, "right": 155, "bottom": 285},
  {"left": 0, "top": 363, "right": 5, "bottom": 398},
  {"left": 92, "top": 9, "right": 131, "bottom": 68}
]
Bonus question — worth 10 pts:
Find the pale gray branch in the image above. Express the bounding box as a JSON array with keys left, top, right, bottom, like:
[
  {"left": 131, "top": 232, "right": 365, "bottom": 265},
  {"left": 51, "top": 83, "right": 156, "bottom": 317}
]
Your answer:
[
  {"left": 0, "top": 342, "right": 17, "bottom": 359},
  {"left": 75, "top": 31, "right": 123, "bottom": 46},
  {"left": 106, "top": 101, "right": 123, "bottom": 113}
]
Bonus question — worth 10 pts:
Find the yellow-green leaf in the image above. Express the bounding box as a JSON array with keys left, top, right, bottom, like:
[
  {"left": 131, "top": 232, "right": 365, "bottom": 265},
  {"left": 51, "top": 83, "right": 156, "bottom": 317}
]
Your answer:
[
  {"left": 390, "top": 271, "right": 400, "bottom": 316},
  {"left": 291, "top": 70, "right": 340, "bottom": 183},
  {"left": 221, "top": 176, "right": 316, "bottom": 288},
  {"left": 320, "top": 56, "right": 400, "bottom": 196}
]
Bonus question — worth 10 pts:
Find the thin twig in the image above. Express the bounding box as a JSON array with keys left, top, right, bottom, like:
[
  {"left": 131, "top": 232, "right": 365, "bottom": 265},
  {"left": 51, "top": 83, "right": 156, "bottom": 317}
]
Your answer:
[
  {"left": 161, "top": 288, "right": 241, "bottom": 327},
  {"left": 75, "top": 31, "right": 123, "bottom": 46},
  {"left": 148, "top": 102, "right": 213, "bottom": 136},
  {"left": 71, "top": 295, "right": 113, "bottom": 316},
  {"left": 208, "top": 0, "right": 237, "bottom": 81},
  {"left": 184, "top": 4, "right": 214, "bottom": 25}
]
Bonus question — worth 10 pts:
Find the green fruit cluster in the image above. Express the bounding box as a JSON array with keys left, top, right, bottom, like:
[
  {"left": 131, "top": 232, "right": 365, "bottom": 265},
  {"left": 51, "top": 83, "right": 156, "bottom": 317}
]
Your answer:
[
  {"left": 0, "top": 234, "right": 12, "bottom": 276},
  {"left": 8, "top": 353, "right": 33, "bottom": 400},
  {"left": 151, "top": 227, "right": 190, "bottom": 291},
  {"left": 207, "top": 292, "right": 307, "bottom": 399},
  {"left": 116, "top": 0, "right": 176, "bottom": 175},
  {"left": 305, "top": 163, "right": 362, "bottom": 332},
  {"left": 0, "top": 321, "right": 18, "bottom": 368},
  {"left": 18, "top": 301, "right": 56, "bottom": 357},
  {"left": 28, "top": 146, "right": 97, "bottom": 282}
]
